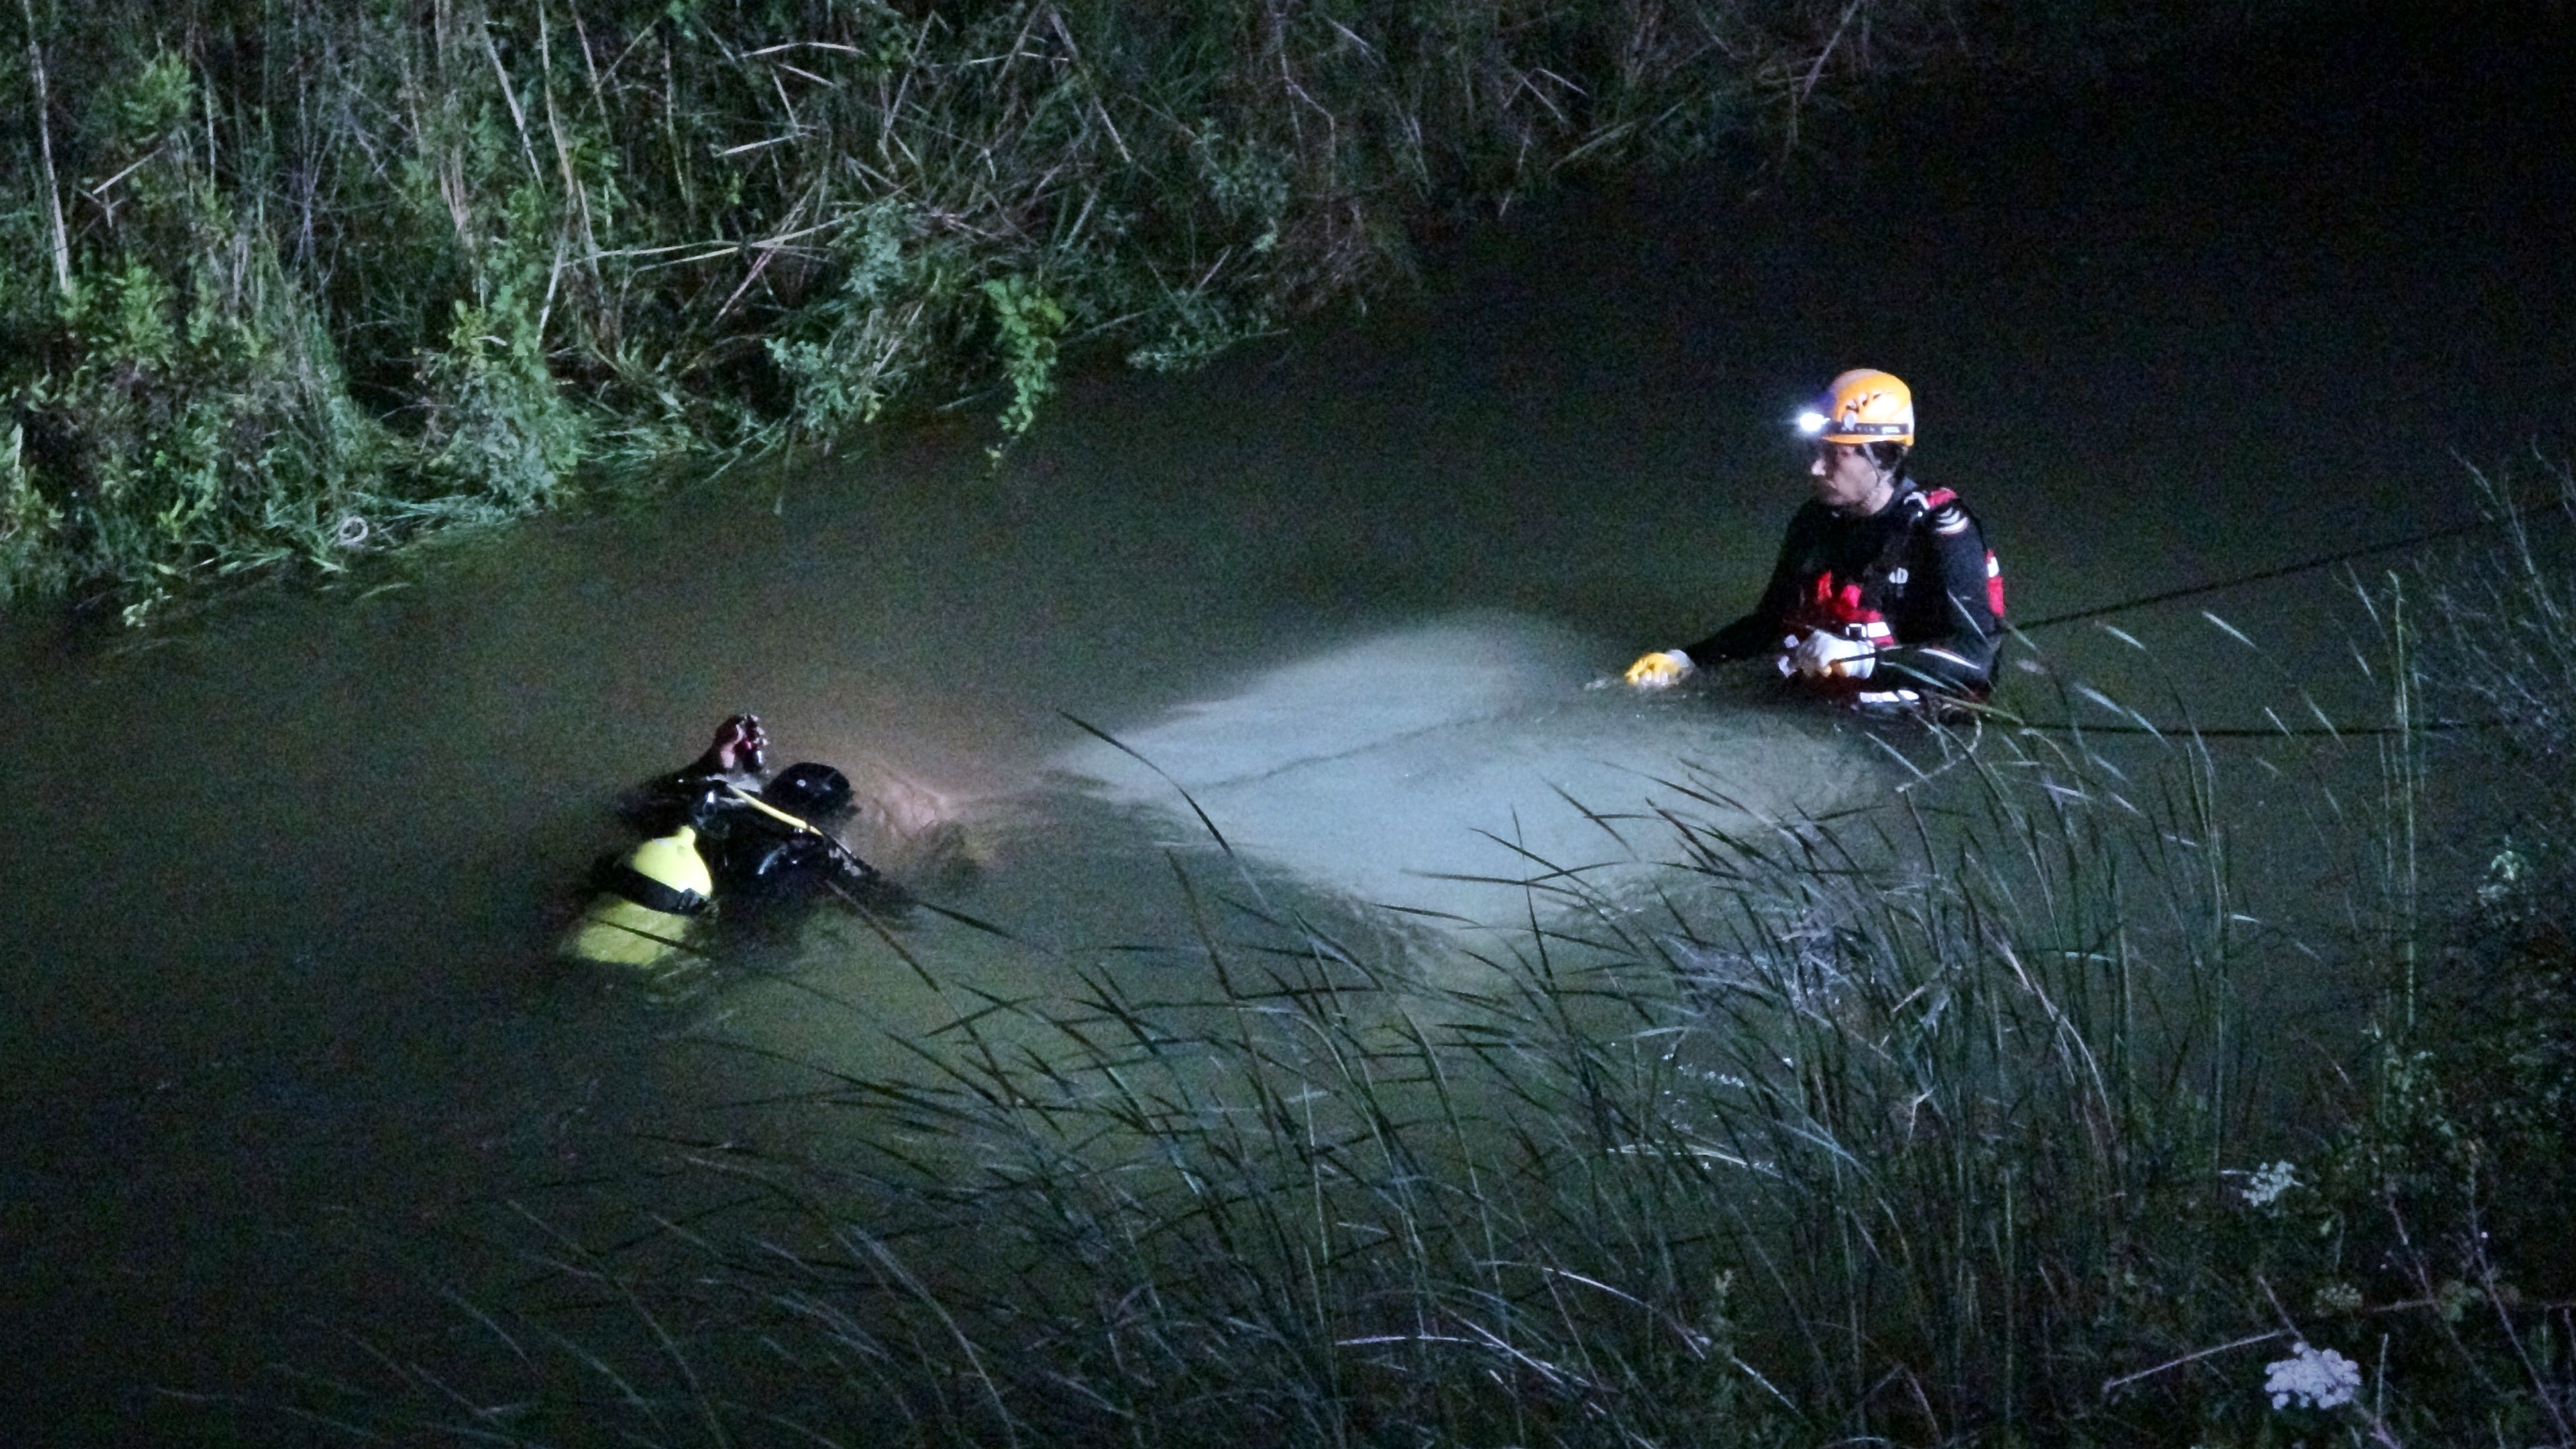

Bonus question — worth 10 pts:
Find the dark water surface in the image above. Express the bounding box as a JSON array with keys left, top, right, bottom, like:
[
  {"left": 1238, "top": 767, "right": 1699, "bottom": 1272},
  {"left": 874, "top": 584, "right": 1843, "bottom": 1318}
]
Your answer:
[{"left": 4, "top": 13, "right": 2571, "bottom": 1442}]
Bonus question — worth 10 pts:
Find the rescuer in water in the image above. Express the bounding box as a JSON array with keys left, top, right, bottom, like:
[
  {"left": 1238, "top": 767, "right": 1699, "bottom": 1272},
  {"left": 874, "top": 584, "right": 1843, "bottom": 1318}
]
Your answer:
[
  {"left": 565, "top": 715, "right": 892, "bottom": 969},
  {"left": 1623, "top": 369, "right": 2003, "bottom": 711}
]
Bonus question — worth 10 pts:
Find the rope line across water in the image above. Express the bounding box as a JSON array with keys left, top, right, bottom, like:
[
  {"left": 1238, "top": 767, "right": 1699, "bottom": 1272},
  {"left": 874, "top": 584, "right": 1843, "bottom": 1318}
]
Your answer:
[{"left": 2013, "top": 515, "right": 2517, "bottom": 633}]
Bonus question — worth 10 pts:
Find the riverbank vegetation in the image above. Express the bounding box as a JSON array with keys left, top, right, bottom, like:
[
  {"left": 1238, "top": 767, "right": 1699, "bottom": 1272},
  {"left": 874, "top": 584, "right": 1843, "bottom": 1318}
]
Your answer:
[
  {"left": 280, "top": 474, "right": 2576, "bottom": 1446},
  {"left": 4, "top": 0, "right": 2273, "bottom": 620}
]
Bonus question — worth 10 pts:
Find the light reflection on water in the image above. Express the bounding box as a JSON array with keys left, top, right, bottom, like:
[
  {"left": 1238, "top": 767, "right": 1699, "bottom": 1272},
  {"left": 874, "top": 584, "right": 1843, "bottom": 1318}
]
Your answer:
[
  {"left": 1051, "top": 610, "right": 1875, "bottom": 924},
  {"left": 704, "top": 607, "right": 1890, "bottom": 1074}
]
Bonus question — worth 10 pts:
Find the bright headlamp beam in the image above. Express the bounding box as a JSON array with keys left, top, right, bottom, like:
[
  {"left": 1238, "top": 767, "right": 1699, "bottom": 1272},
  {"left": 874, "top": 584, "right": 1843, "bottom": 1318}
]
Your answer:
[{"left": 1795, "top": 411, "right": 1828, "bottom": 435}]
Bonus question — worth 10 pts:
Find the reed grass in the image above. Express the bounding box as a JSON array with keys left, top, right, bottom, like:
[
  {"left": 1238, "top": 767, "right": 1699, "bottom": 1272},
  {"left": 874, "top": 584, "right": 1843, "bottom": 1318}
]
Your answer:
[{"left": 272, "top": 559, "right": 2571, "bottom": 1446}]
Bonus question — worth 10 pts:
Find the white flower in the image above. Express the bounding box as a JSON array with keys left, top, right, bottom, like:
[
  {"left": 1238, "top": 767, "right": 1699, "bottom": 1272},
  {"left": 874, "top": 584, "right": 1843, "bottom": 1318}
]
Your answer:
[
  {"left": 2237, "top": 1160, "right": 2299, "bottom": 1208},
  {"left": 2264, "top": 1341, "right": 2361, "bottom": 1411}
]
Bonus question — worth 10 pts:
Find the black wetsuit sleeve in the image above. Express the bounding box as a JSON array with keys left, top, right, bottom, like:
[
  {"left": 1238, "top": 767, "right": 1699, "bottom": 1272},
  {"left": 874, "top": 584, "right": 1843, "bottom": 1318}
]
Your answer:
[
  {"left": 1681, "top": 506, "right": 1817, "bottom": 666},
  {"left": 1874, "top": 510, "right": 2000, "bottom": 695}
]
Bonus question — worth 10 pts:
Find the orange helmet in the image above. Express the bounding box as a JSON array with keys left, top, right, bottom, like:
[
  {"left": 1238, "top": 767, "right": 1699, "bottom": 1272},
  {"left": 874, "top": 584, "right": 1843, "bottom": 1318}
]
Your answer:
[{"left": 1795, "top": 369, "right": 1915, "bottom": 447}]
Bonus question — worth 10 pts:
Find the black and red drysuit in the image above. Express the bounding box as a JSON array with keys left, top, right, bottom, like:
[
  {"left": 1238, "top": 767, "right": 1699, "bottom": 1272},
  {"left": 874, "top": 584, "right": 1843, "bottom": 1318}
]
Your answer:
[{"left": 1682, "top": 483, "right": 2004, "bottom": 704}]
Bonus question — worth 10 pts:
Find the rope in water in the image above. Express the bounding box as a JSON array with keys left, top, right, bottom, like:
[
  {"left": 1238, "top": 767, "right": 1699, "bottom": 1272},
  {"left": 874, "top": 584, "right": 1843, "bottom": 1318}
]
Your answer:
[
  {"left": 1603, "top": 498, "right": 2558, "bottom": 736},
  {"left": 1988, "top": 502, "right": 2559, "bottom": 736},
  {"left": 2015, "top": 506, "right": 2551, "bottom": 633}
]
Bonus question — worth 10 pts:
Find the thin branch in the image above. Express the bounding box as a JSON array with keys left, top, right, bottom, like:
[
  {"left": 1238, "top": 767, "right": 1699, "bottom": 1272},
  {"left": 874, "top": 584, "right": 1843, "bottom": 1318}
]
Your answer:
[
  {"left": 2101, "top": 1329, "right": 2288, "bottom": 1396},
  {"left": 20, "top": 0, "right": 72, "bottom": 295}
]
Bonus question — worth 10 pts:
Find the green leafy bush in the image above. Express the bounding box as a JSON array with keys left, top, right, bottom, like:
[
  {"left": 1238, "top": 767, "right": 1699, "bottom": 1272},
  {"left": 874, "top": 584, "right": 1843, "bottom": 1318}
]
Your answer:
[{"left": 2, "top": 0, "right": 2281, "bottom": 615}]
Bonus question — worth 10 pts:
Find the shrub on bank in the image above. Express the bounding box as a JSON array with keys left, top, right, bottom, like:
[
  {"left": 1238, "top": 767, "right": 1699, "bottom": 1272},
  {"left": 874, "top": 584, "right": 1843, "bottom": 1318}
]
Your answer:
[{"left": 3, "top": 0, "right": 2270, "bottom": 619}]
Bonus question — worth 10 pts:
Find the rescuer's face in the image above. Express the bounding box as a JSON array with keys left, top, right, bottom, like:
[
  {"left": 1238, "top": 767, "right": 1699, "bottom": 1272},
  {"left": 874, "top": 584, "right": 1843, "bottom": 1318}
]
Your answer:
[{"left": 1809, "top": 442, "right": 1888, "bottom": 514}]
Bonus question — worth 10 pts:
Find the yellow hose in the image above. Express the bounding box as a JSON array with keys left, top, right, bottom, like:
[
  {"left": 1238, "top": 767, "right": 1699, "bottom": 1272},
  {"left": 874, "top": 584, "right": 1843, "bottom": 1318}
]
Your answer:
[{"left": 724, "top": 783, "right": 820, "bottom": 835}]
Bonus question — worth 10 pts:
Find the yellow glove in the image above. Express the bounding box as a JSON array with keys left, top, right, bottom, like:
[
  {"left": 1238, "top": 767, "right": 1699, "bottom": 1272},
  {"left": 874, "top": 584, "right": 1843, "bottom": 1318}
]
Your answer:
[{"left": 1624, "top": 649, "right": 1695, "bottom": 689}]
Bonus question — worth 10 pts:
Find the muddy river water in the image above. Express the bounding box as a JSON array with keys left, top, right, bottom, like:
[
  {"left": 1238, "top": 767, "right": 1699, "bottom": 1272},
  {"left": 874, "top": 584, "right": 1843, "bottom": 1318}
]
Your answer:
[{"left": 3, "top": 15, "right": 2571, "bottom": 1441}]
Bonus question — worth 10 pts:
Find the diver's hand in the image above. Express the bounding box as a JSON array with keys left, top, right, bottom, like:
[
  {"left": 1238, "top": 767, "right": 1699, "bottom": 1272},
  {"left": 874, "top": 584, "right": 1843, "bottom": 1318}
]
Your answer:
[
  {"left": 1789, "top": 630, "right": 1876, "bottom": 680},
  {"left": 706, "top": 713, "right": 769, "bottom": 775},
  {"left": 1624, "top": 650, "right": 1695, "bottom": 690}
]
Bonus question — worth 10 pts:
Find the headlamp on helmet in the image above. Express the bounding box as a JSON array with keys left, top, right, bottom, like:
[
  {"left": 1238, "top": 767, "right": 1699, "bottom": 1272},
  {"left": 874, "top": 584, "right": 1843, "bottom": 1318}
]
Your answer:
[{"left": 1796, "top": 368, "right": 1916, "bottom": 449}]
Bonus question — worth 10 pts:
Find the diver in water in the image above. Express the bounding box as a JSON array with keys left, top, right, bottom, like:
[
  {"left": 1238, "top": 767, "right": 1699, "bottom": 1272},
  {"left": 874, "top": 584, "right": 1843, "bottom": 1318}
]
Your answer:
[
  {"left": 566, "top": 716, "right": 893, "bottom": 969},
  {"left": 1624, "top": 369, "right": 2003, "bottom": 712}
]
